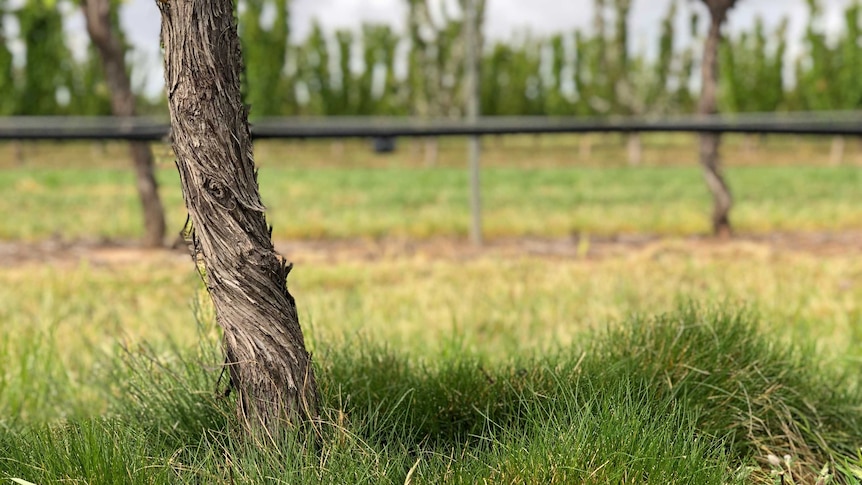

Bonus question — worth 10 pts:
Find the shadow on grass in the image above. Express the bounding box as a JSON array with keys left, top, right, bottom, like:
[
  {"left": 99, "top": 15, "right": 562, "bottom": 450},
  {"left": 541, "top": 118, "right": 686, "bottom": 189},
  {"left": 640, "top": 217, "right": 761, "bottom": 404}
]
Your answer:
[{"left": 2, "top": 305, "right": 861, "bottom": 484}]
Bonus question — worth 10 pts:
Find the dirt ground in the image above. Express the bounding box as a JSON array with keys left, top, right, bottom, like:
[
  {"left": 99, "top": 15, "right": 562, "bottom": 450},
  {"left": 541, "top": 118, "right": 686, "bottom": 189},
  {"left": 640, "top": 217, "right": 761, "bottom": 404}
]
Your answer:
[{"left": 1, "top": 231, "right": 860, "bottom": 268}]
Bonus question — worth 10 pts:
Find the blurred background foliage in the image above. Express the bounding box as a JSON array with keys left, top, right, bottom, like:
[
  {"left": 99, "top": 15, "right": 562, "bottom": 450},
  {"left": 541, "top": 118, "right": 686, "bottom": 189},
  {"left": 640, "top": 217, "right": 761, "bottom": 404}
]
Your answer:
[{"left": 1, "top": 0, "right": 860, "bottom": 118}]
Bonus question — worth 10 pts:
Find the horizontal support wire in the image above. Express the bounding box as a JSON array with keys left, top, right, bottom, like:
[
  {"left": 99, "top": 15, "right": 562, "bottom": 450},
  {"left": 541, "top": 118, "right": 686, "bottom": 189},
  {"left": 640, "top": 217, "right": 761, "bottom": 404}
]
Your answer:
[{"left": 1, "top": 113, "right": 861, "bottom": 141}]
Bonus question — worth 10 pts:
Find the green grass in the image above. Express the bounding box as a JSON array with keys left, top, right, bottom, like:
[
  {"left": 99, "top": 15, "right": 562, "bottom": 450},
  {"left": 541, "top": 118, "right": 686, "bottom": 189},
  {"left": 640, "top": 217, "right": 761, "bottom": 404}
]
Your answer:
[
  {"left": 2, "top": 251, "right": 862, "bottom": 482},
  {"left": 1, "top": 306, "right": 860, "bottom": 483},
  {"left": 2, "top": 165, "right": 862, "bottom": 241}
]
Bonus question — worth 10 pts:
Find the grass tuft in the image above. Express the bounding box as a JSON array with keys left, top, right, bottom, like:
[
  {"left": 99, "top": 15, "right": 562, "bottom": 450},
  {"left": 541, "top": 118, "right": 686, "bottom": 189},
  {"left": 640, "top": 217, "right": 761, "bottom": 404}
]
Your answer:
[{"left": 589, "top": 305, "right": 862, "bottom": 482}]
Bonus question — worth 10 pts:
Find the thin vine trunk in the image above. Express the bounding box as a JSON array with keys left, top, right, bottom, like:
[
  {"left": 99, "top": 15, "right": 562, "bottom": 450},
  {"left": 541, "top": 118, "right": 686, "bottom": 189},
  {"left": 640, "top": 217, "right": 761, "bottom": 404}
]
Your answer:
[
  {"left": 81, "top": 0, "right": 165, "bottom": 247},
  {"left": 579, "top": 135, "right": 592, "bottom": 160},
  {"left": 698, "top": 0, "right": 736, "bottom": 238},
  {"left": 424, "top": 138, "right": 439, "bottom": 167},
  {"left": 157, "top": 0, "right": 319, "bottom": 430},
  {"left": 830, "top": 136, "right": 846, "bottom": 166},
  {"left": 627, "top": 133, "right": 642, "bottom": 166}
]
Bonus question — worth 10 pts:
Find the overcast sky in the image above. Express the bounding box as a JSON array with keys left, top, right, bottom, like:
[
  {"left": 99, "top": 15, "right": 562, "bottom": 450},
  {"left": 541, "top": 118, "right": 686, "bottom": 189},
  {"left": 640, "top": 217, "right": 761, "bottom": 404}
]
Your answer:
[{"left": 57, "top": 0, "right": 856, "bottom": 96}]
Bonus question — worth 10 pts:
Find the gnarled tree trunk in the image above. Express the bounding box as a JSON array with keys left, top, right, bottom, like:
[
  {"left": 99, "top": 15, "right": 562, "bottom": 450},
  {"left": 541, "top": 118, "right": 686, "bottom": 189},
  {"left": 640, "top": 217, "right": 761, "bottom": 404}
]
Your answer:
[
  {"left": 699, "top": 0, "right": 737, "bottom": 238},
  {"left": 81, "top": 0, "right": 166, "bottom": 247},
  {"left": 157, "top": 0, "right": 319, "bottom": 430}
]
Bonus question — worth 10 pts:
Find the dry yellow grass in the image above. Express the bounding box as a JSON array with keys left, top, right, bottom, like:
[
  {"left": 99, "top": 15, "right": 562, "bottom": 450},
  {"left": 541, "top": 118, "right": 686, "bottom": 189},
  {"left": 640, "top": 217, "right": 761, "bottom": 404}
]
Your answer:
[{"left": 2, "top": 238, "right": 860, "bottom": 377}]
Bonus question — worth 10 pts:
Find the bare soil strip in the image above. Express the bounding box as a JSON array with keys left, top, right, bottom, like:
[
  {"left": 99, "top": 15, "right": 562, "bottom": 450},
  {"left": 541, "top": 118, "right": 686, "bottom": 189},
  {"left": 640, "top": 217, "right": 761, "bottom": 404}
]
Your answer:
[{"left": 1, "top": 231, "right": 860, "bottom": 268}]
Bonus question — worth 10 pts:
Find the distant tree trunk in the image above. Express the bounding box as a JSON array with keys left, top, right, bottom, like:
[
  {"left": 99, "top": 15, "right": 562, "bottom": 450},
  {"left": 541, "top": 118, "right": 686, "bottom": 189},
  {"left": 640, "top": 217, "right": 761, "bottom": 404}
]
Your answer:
[
  {"left": 698, "top": 0, "right": 737, "bottom": 238},
  {"left": 579, "top": 134, "right": 593, "bottom": 160},
  {"left": 742, "top": 134, "right": 757, "bottom": 155},
  {"left": 331, "top": 140, "right": 345, "bottom": 162},
  {"left": 533, "top": 134, "right": 542, "bottom": 149},
  {"left": 830, "top": 136, "right": 845, "bottom": 166},
  {"left": 91, "top": 141, "right": 108, "bottom": 157},
  {"left": 464, "top": 0, "right": 483, "bottom": 246},
  {"left": 81, "top": 0, "right": 166, "bottom": 247},
  {"left": 425, "top": 137, "right": 439, "bottom": 167},
  {"left": 627, "top": 133, "right": 642, "bottom": 166},
  {"left": 157, "top": 0, "right": 319, "bottom": 430},
  {"left": 13, "top": 141, "right": 24, "bottom": 166}
]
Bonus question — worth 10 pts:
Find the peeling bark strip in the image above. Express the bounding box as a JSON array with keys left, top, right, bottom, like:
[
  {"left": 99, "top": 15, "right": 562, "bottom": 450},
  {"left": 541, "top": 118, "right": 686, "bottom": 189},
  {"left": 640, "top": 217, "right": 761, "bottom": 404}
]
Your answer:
[
  {"left": 699, "top": 0, "right": 737, "bottom": 238},
  {"left": 157, "top": 0, "right": 319, "bottom": 428},
  {"left": 82, "top": 0, "right": 166, "bottom": 247}
]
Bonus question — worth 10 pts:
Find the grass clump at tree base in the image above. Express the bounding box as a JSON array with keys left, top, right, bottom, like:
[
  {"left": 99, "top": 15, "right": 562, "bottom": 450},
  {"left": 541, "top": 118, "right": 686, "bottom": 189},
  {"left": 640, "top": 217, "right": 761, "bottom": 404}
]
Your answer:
[{"left": 1, "top": 305, "right": 861, "bottom": 484}]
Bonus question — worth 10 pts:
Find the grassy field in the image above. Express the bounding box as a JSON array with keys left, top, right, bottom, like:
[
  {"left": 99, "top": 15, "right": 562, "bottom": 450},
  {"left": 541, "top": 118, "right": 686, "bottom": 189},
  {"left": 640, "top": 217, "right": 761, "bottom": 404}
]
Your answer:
[
  {"left": 1, "top": 134, "right": 861, "bottom": 241},
  {"left": 2, "top": 164, "right": 862, "bottom": 241},
  {"left": 2, "top": 137, "right": 862, "bottom": 482}
]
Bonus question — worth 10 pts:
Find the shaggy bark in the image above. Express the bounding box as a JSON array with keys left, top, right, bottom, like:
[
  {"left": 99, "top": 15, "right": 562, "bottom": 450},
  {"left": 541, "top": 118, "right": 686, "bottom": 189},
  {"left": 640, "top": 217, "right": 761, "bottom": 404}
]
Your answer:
[
  {"left": 81, "top": 0, "right": 165, "bottom": 247},
  {"left": 699, "top": 0, "right": 736, "bottom": 238},
  {"left": 157, "top": 0, "right": 319, "bottom": 429}
]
